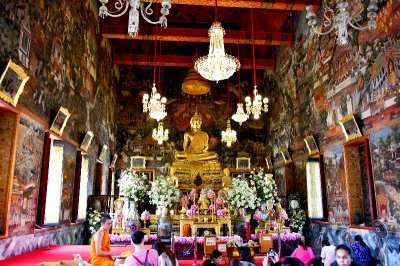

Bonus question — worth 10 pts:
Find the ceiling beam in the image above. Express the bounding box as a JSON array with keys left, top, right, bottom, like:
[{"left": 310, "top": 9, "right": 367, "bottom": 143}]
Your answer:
[
  {"left": 102, "top": 25, "right": 293, "bottom": 46},
  {"left": 113, "top": 54, "right": 275, "bottom": 70},
  {"left": 143, "top": 0, "right": 320, "bottom": 10}
]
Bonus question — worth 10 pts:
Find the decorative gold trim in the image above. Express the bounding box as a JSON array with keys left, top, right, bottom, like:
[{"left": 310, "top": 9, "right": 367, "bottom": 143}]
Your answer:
[
  {"left": 236, "top": 157, "right": 251, "bottom": 170},
  {"left": 339, "top": 114, "right": 362, "bottom": 141},
  {"left": 280, "top": 148, "right": 292, "bottom": 164},
  {"left": 0, "top": 59, "right": 30, "bottom": 107}
]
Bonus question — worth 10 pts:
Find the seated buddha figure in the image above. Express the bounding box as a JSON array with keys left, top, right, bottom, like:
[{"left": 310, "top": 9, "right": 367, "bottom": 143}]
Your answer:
[
  {"left": 198, "top": 189, "right": 209, "bottom": 210},
  {"left": 176, "top": 111, "right": 218, "bottom": 162}
]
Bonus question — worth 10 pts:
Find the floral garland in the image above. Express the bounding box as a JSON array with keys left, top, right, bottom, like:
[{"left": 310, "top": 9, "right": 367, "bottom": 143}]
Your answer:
[
  {"left": 118, "top": 170, "right": 149, "bottom": 202},
  {"left": 248, "top": 170, "right": 279, "bottom": 207},
  {"left": 148, "top": 177, "right": 180, "bottom": 208},
  {"left": 289, "top": 208, "right": 307, "bottom": 232},
  {"left": 227, "top": 178, "right": 257, "bottom": 209}
]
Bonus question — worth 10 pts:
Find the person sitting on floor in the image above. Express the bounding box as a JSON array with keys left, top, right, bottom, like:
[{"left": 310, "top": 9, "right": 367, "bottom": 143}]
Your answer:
[
  {"left": 125, "top": 231, "right": 159, "bottom": 266},
  {"left": 152, "top": 241, "right": 179, "bottom": 266},
  {"left": 89, "top": 214, "right": 117, "bottom": 266},
  {"left": 203, "top": 250, "right": 223, "bottom": 266},
  {"left": 240, "top": 247, "right": 256, "bottom": 266}
]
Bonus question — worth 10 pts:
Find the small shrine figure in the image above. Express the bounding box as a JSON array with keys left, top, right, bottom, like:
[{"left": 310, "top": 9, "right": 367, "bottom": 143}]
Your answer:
[
  {"left": 198, "top": 189, "right": 209, "bottom": 210},
  {"left": 113, "top": 197, "right": 125, "bottom": 230}
]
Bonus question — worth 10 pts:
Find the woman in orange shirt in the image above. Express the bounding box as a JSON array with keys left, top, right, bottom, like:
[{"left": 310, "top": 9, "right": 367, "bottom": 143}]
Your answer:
[{"left": 90, "top": 214, "right": 117, "bottom": 266}]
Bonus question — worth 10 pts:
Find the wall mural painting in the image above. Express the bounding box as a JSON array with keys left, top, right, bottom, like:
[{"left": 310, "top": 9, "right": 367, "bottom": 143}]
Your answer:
[
  {"left": 294, "top": 159, "right": 307, "bottom": 206},
  {"left": 275, "top": 167, "right": 286, "bottom": 197},
  {"left": 8, "top": 115, "right": 44, "bottom": 237},
  {"left": 370, "top": 123, "right": 400, "bottom": 228},
  {"left": 60, "top": 141, "right": 77, "bottom": 223},
  {"left": 323, "top": 145, "right": 349, "bottom": 225}
]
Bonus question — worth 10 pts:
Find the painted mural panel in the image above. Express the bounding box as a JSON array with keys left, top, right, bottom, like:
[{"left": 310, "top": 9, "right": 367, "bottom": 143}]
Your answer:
[
  {"left": 294, "top": 159, "right": 307, "bottom": 206},
  {"left": 324, "top": 145, "right": 349, "bottom": 225},
  {"left": 9, "top": 115, "right": 44, "bottom": 236},
  {"left": 60, "top": 141, "right": 77, "bottom": 222},
  {"left": 275, "top": 167, "right": 285, "bottom": 197},
  {"left": 0, "top": 113, "right": 16, "bottom": 235},
  {"left": 370, "top": 123, "right": 400, "bottom": 228}
]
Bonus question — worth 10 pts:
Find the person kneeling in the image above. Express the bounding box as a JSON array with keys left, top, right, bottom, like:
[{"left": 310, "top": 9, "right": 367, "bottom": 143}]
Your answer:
[{"left": 90, "top": 214, "right": 117, "bottom": 266}]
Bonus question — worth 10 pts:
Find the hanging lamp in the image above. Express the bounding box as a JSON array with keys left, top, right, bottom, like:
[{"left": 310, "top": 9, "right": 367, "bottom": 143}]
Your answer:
[
  {"left": 221, "top": 80, "right": 237, "bottom": 147},
  {"left": 194, "top": 0, "right": 240, "bottom": 82},
  {"left": 244, "top": 9, "right": 269, "bottom": 120},
  {"left": 231, "top": 42, "right": 249, "bottom": 125},
  {"left": 142, "top": 20, "right": 167, "bottom": 121}
]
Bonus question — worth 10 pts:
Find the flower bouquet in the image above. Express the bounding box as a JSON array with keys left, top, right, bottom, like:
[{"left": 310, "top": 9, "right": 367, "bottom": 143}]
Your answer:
[
  {"left": 119, "top": 170, "right": 149, "bottom": 202},
  {"left": 227, "top": 178, "right": 257, "bottom": 210},
  {"left": 186, "top": 204, "right": 199, "bottom": 217},
  {"left": 289, "top": 208, "right": 306, "bottom": 232},
  {"left": 248, "top": 170, "right": 279, "bottom": 207},
  {"left": 207, "top": 190, "right": 216, "bottom": 199},
  {"left": 189, "top": 189, "right": 199, "bottom": 201},
  {"left": 140, "top": 210, "right": 150, "bottom": 228},
  {"left": 148, "top": 176, "right": 180, "bottom": 208},
  {"left": 87, "top": 209, "right": 102, "bottom": 234},
  {"left": 216, "top": 208, "right": 227, "bottom": 217},
  {"left": 215, "top": 197, "right": 224, "bottom": 207}
]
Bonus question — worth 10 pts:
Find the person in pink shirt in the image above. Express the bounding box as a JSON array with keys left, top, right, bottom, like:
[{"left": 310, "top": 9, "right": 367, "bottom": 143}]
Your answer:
[
  {"left": 291, "top": 240, "right": 315, "bottom": 265},
  {"left": 124, "top": 231, "right": 159, "bottom": 266}
]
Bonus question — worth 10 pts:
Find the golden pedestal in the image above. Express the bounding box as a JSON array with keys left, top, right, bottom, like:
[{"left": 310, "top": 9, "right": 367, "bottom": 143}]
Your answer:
[{"left": 172, "top": 160, "right": 223, "bottom": 191}]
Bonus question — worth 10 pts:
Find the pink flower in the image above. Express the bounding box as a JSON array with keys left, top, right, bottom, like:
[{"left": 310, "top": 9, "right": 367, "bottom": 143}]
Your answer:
[
  {"left": 279, "top": 209, "right": 288, "bottom": 220},
  {"left": 116, "top": 213, "right": 123, "bottom": 221},
  {"left": 209, "top": 204, "right": 216, "bottom": 212},
  {"left": 207, "top": 190, "right": 216, "bottom": 199},
  {"left": 180, "top": 195, "right": 190, "bottom": 207},
  {"left": 215, "top": 197, "right": 224, "bottom": 206},
  {"left": 216, "top": 209, "right": 227, "bottom": 217},
  {"left": 269, "top": 221, "right": 277, "bottom": 230},
  {"left": 140, "top": 210, "right": 150, "bottom": 221},
  {"left": 253, "top": 210, "right": 262, "bottom": 221},
  {"left": 189, "top": 189, "right": 199, "bottom": 200}
]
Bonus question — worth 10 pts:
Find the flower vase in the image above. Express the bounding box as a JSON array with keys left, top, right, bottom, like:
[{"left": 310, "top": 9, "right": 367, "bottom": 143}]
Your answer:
[{"left": 158, "top": 206, "right": 172, "bottom": 240}]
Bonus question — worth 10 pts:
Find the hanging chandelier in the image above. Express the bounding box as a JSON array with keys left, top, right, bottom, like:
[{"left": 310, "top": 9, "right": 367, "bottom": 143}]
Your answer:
[
  {"left": 152, "top": 122, "right": 169, "bottom": 144},
  {"left": 98, "top": 0, "right": 172, "bottom": 37},
  {"left": 221, "top": 119, "right": 237, "bottom": 147},
  {"left": 143, "top": 24, "right": 167, "bottom": 121},
  {"left": 232, "top": 42, "right": 248, "bottom": 126},
  {"left": 245, "top": 9, "right": 269, "bottom": 120},
  {"left": 194, "top": 0, "right": 240, "bottom": 82},
  {"left": 221, "top": 80, "right": 237, "bottom": 147},
  {"left": 306, "top": 1, "right": 378, "bottom": 46}
]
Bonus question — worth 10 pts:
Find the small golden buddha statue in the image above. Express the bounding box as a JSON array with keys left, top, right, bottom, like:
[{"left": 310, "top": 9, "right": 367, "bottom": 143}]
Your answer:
[
  {"left": 176, "top": 111, "right": 218, "bottom": 162},
  {"left": 218, "top": 168, "right": 231, "bottom": 198},
  {"left": 198, "top": 190, "right": 209, "bottom": 210},
  {"left": 169, "top": 166, "right": 179, "bottom": 187}
]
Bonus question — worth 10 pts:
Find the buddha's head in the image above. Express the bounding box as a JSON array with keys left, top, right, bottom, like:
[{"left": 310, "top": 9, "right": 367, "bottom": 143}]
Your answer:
[{"left": 190, "top": 112, "right": 202, "bottom": 130}]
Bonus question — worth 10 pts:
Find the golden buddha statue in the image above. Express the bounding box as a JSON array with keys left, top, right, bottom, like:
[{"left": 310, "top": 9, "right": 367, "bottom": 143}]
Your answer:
[
  {"left": 176, "top": 111, "right": 218, "bottom": 162},
  {"left": 198, "top": 189, "right": 209, "bottom": 210},
  {"left": 218, "top": 168, "right": 231, "bottom": 198}
]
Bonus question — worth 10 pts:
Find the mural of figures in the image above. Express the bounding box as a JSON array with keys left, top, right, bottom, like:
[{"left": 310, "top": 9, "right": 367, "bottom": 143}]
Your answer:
[
  {"left": 60, "top": 141, "right": 77, "bottom": 222},
  {"left": 294, "top": 159, "right": 307, "bottom": 206},
  {"left": 8, "top": 115, "right": 44, "bottom": 236},
  {"left": 323, "top": 145, "right": 349, "bottom": 225},
  {"left": 370, "top": 123, "right": 400, "bottom": 228},
  {"left": 275, "top": 167, "right": 286, "bottom": 197}
]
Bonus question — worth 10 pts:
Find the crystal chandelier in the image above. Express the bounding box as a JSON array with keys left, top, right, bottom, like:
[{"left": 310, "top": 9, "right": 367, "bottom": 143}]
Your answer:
[
  {"left": 306, "top": 1, "right": 378, "bottom": 46},
  {"left": 98, "top": 0, "right": 171, "bottom": 37},
  {"left": 245, "top": 9, "right": 269, "bottom": 120},
  {"left": 152, "top": 122, "right": 169, "bottom": 144},
  {"left": 143, "top": 83, "right": 167, "bottom": 121},
  {"left": 232, "top": 42, "right": 249, "bottom": 126},
  {"left": 221, "top": 119, "right": 237, "bottom": 147},
  {"left": 143, "top": 24, "right": 167, "bottom": 121},
  {"left": 194, "top": 0, "right": 240, "bottom": 82}
]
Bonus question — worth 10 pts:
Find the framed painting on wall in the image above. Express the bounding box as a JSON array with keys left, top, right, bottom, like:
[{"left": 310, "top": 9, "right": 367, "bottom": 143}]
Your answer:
[
  {"left": 80, "top": 131, "right": 94, "bottom": 152},
  {"left": 304, "top": 135, "right": 319, "bottom": 155},
  {"left": 131, "top": 156, "right": 146, "bottom": 169},
  {"left": 265, "top": 156, "right": 273, "bottom": 170},
  {"left": 98, "top": 145, "right": 108, "bottom": 163},
  {"left": 0, "top": 59, "right": 30, "bottom": 107},
  {"left": 135, "top": 168, "right": 156, "bottom": 181},
  {"left": 236, "top": 157, "right": 251, "bottom": 170},
  {"left": 111, "top": 154, "right": 118, "bottom": 169},
  {"left": 50, "top": 107, "right": 71, "bottom": 136},
  {"left": 339, "top": 114, "right": 362, "bottom": 141}
]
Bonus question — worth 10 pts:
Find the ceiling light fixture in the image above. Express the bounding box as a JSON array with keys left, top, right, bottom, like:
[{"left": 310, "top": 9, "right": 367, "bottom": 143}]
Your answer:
[
  {"left": 143, "top": 23, "right": 167, "bottom": 121},
  {"left": 194, "top": 0, "right": 240, "bottom": 82},
  {"left": 221, "top": 80, "right": 237, "bottom": 147},
  {"left": 232, "top": 42, "right": 249, "bottom": 126},
  {"left": 306, "top": 1, "right": 378, "bottom": 46},
  {"left": 152, "top": 122, "right": 169, "bottom": 144},
  {"left": 98, "top": 0, "right": 171, "bottom": 37},
  {"left": 245, "top": 9, "right": 269, "bottom": 120}
]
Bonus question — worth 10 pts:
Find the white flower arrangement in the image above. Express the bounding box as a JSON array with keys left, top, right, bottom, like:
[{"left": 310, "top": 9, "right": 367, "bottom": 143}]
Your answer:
[
  {"left": 248, "top": 170, "right": 279, "bottom": 207},
  {"left": 118, "top": 170, "right": 149, "bottom": 202},
  {"left": 227, "top": 178, "right": 257, "bottom": 209},
  {"left": 289, "top": 208, "right": 307, "bottom": 232},
  {"left": 148, "top": 177, "right": 180, "bottom": 208}
]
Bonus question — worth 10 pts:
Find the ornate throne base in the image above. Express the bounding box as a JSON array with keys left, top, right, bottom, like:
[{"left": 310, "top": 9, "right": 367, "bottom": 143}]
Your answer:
[{"left": 172, "top": 160, "right": 223, "bottom": 192}]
